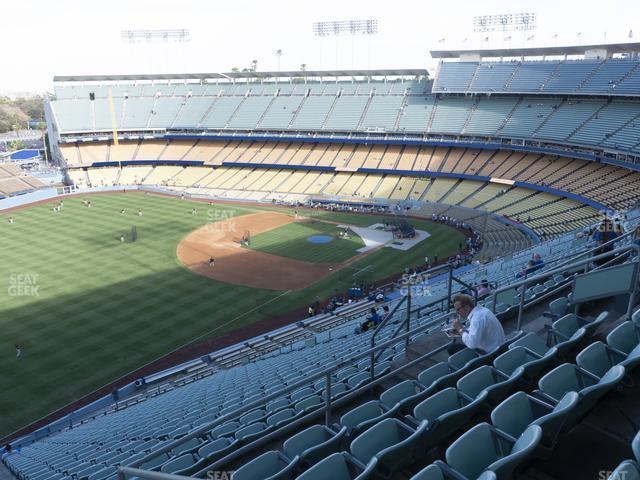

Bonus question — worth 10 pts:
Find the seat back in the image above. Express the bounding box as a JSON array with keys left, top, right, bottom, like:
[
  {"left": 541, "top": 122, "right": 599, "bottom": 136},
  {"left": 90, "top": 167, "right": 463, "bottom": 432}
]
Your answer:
[
  {"left": 231, "top": 451, "right": 296, "bottom": 480},
  {"left": 350, "top": 418, "right": 409, "bottom": 465},
  {"left": 607, "top": 322, "right": 639, "bottom": 355},
  {"left": 457, "top": 365, "right": 495, "bottom": 399},
  {"left": 267, "top": 408, "right": 296, "bottom": 427},
  {"left": 420, "top": 361, "right": 465, "bottom": 389},
  {"left": 414, "top": 388, "right": 460, "bottom": 424},
  {"left": 410, "top": 464, "right": 445, "bottom": 480},
  {"left": 295, "top": 452, "right": 374, "bottom": 480},
  {"left": 375, "top": 421, "right": 429, "bottom": 478},
  {"left": 445, "top": 423, "right": 497, "bottom": 479},
  {"left": 576, "top": 342, "right": 613, "bottom": 378},
  {"left": 538, "top": 363, "right": 580, "bottom": 402},
  {"left": 494, "top": 347, "right": 528, "bottom": 376},
  {"left": 198, "top": 437, "right": 233, "bottom": 460},
  {"left": 510, "top": 332, "right": 549, "bottom": 357},
  {"left": 487, "top": 425, "right": 542, "bottom": 479},
  {"left": 549, "top": 297, "right": 570, "bottom": 317},
  {"left": 283, "top": 424, "right": 330, "bottom": 460},
  {"left": 633, "top": 430, "right": 640, "bottom": 463},
  {"left": 422, "top": 390, "right": 488, "bottom": 451},
  {"left": 418, "top": 363, "right": 450, "bottom": 388},
  {"left": 380, "top": 380, "right": 416, "bottom": 410},
  {"left": 607, "top": 461, "right": 640, "bottom": 480},
  {"left": 491, "top": 391, "right": 536, "bottom": 438},
  {"left": 448, "top": 348, "right": 478, "bottom": 371},
  {"left": 553, "top": 314, "right": 581, "bottom": 339},
  {"left": 240, "top": 409, "right": 266, "bottom": 426},
  {"left": 160, "top": 453, "right": 196, "bottom": 474}
]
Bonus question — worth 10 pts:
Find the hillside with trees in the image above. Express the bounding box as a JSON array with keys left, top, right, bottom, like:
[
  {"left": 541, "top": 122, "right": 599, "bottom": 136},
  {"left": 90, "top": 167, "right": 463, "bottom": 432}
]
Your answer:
[{"left": 0, "top": 96, "right": 46, "bottom": 133}]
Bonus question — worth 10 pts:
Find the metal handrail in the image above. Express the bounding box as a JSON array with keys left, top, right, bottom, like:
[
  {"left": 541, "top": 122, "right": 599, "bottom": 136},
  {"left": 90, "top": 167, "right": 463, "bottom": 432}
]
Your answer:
[
  {"left": 193, "top": 342, "right": 450, "bottom": 478},
  {"left": 491, "top": 243, "right": 640, "bottom": 329},
  {"left": 117, "top": 306, "right": 455, "bottom": 476},
  {"left": 543, "top": 228, "right": 635, "bottom": 272}
]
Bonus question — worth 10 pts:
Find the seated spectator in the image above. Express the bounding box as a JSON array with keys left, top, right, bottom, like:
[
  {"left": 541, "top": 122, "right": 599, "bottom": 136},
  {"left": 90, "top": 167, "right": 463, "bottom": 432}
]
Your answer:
[
  {"left": 448, "top": 293, "right": 506, "bottom": 355},
  {"left": 477, "top": 280, "right": 491, "bottom": 297},
  {"left": 530, "top": 253, "right": 545, "bottom": 271},
  {"left": 367, "top": 307, "right": 381, "bottom": 326},
  {"left": 516, "top": 261, "right": 535, "bottom": 279}
]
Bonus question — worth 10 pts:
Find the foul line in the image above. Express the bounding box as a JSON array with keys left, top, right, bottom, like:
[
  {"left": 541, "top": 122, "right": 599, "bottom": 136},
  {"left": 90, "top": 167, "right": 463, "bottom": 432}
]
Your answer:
[{"left": 187, "top": 289, "right": 293, "bottom": 343}]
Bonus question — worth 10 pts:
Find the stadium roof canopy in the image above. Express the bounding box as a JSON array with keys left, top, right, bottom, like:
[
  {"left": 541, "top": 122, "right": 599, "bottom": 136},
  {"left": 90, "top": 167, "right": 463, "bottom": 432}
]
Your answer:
[
  {"left": 53, "top": 69, "right": 429, "bottom": 83},
  {"left": 430, "top": 42, "right": 640, "bottom": 59}
]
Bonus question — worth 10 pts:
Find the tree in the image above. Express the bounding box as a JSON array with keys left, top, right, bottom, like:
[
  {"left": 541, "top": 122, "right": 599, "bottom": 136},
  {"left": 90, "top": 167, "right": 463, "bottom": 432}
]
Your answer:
[
  {"left": 300, "top": 63, "right": 307, "bottom": 72},
  {"left": 231, "top": 67, "right": 239, "bottom": 73},
  {"left": 250, "top": 59, "right": 258, "bottom": 72},
  {"left": 275, "top": 49, "right": 283, "bottom": 71},
  {"left": 8, "top": 140, "right": 27, "bottom": 151}
]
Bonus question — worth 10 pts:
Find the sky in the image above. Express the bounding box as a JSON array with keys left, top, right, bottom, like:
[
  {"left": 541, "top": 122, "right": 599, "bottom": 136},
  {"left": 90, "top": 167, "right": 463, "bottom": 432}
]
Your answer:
[{"left": 1, "top": 0, "right": 640, "bottom": 94}]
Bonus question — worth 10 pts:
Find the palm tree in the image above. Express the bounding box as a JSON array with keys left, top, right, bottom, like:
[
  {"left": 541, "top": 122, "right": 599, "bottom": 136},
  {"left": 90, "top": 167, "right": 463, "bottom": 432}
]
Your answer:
[
  {"left": 276, "top": 49, "right": 283, "bottom": 72},
  {"left": 250, "top": 59, "right": 258, "bottom": 72},
  {"left": 300, "top": 63, "right": 307, "bottom": 72}
]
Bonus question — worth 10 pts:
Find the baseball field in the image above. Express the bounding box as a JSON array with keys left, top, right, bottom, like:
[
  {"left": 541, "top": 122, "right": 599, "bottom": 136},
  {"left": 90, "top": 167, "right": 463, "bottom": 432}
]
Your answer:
[{"left": 0, "top": 191, "right": 464, "bottom": 438}]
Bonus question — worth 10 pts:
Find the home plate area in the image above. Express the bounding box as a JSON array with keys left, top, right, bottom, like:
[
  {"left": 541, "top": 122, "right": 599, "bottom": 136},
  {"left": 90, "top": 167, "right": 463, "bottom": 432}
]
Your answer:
[{"left": 338, "top": 223, "right": 430, "bottom": 252}]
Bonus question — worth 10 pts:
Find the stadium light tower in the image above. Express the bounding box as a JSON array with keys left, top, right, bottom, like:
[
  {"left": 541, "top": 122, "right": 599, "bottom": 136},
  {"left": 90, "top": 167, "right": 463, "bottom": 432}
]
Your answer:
[
  {"left": 121, "top": 29, "right": 191, "bottom": 43},
  {"left": 312, "top": 19, "right": 378, "bottom": 36},
  {"left": 313, "top": 19, "right": 378, "bottom": 69},
  {"left": 473, "top": 13, "right": 536, "bottom": 33}
]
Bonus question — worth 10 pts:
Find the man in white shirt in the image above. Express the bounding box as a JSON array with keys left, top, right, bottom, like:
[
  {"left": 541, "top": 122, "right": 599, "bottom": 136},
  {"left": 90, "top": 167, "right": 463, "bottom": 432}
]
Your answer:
[{"left": 450, "top": 293, "right": 506, "bottom": 354}]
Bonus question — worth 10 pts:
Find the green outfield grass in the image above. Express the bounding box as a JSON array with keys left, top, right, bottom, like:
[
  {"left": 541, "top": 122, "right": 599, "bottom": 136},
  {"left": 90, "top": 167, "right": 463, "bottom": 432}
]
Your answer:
[
  {"left": 0, "top": 193, "right": 463, "bottom": 437},
  {"left": 249, "top": 220, "right": 364, "bottom": 263}
]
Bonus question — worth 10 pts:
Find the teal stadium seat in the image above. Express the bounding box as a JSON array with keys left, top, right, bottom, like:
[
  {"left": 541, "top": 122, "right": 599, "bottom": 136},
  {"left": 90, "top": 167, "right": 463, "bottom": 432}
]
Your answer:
[
  {"left": 537, "top": 363, "right": 625, "bottom": 428},
  {"left": 282, "top": 424, "right": 347, "bottom": 467},
  {"left": 456, "top": 365, "right": 524, "bottom": 407},
  {"left": 412, "top": 388, "right": 488, "bottom": 453},
  {"left": 350, "top": 418, "right": 429, "bottom": 479},
  {"left": 577, "top": 341, "right": 640, "bottom": 377},
  {"left": 379, "top": 379, "right": 437, "bottom": 414},
  {"left": 294, "top": 452, "right": 377, "bottom": 480},
  {"left": 494, "top": 345, "right": 558, "bottom": 384},
  {"left": 339, "top": 400, "right": 400, "bottom": 438},
  {"left": 231, "top": 450, "right": 298, "bottom": 480},
  {"left": 491, "top": 391, "right": 579, "bottom": 452},
  {"left": 445, "top": 423, "right": 542, "bottom": 480}
]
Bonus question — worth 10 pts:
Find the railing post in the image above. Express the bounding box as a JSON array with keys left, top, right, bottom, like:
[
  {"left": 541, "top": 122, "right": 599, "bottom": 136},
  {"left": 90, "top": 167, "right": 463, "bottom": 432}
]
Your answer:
[
  {"left": 516, "top": 279, "right": 527, "bottom": 331},
  {"left": 324, "top": 372, "right": 332, "bottom": 426},
  {"left": 626, "top": 260, "right": 640, "bottom": 320},
  {"left": 447, "top": 265, "right": 453, "bottom": 311},
  {"left": 405, "top": 288, "right": 412, "bottom": 351}
]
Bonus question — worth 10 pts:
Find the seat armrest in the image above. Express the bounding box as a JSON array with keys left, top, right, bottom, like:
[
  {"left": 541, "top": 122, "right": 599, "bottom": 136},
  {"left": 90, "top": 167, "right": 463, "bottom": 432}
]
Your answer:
[
  {"left": 488, "top": 424, "right": 518, "bottom": 444},
  {"left": 576, "top": 365, "right": 602, "bottom": 383},
  {"left": 433, "top": 460, "right": 470, "bottom": 480},
  {"left": 532, "top": 389, "right": 560, "bottom": 406}
]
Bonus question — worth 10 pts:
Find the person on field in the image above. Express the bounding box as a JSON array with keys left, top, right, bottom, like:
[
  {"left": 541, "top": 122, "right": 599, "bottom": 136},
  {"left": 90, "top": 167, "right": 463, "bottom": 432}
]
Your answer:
[
  {"left": 15, "top": 344, "right": 22, "bottom": 358},
  {"left": 208, "top": 257, "right": 215, "bottom": 268}
]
